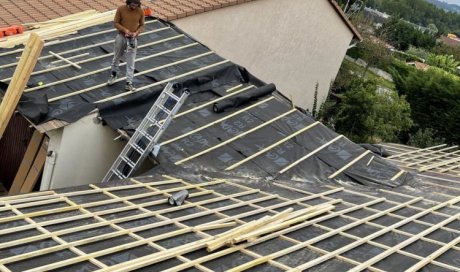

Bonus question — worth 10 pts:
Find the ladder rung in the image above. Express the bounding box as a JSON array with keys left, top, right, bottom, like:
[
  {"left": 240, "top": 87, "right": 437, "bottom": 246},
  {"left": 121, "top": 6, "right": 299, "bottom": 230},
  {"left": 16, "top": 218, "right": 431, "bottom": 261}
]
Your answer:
[
  {"left": 158, "top": 105, "right": 172, "bottom": 115},
  {"left": 120, "top": 157, "right": 136, "bottom": 168},
  {"left": 137, "top": 130, "right": 154, "bottom": 142},
  {"left": 112, "top": 169, "right": 126, "bottom": 179},
  {"left": 146, "top": 118, "right": 161, "bottom": 126},
  {"left": 165, "top": 89, "right": 181, "bottom": 101},
  {"left": 129, "top": 142, "right": 145, "bottom": 153}
]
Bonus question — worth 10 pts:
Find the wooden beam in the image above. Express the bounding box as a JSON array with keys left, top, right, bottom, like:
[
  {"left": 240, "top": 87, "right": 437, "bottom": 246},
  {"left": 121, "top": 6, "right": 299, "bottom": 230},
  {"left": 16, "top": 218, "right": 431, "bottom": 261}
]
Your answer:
[
  {"left": 0, "top": 10, "right": 116, "bottom": 48},
  {"left": 399, "top": 145, "right": 458, "bottom": 162},
  {"left": 406, "top": 150, "right": 460, "bottom": 167},
  {"left": 174, "top": 85, "right": 255, "bottom": 118},
  {"left": 279, "top": 135, "right": 343, "bottom": 174},
  {"left": 328, "top": 150, "right": 372, "bottom": 179},
  {"left": 95, "top": 60, "right": 231, "bottom": 104},
  {"left": 25, "top": 41, "right": 196, "bottom": 92},
  {"left": 175, "top": 109, "right": 296, "bottom": 165},
  {"left": 418, "top": 156, "right": 460, "bottom": 172},
  {"left": 0, "top": 33, "right": 44, "bottom": 139},
  {"left": 48, "top": 51, "right": 81, "bottom": 69},
  {"left": 347, "top": 210, "right": 460, "bottom": 272},
  {"left": 387, "top": 144, "right": 446, "bottom": 159},
  {"left": 405, "top": 235, "right": 460, "bottom": 272},
  {"left": 1, "top": 27, "right": 171, "bottom": 81},
  {"left": 9, "top": 130, "right": 44, "bottom": 195},
  {"left": 225, "top": 121, "right": 320, "bottom": 171},
  {"left": 19, "top": 137, "right": 48, "bottom": 193},
  {"left": 161, "top": 97, "right": 275, "bottom": 145},
  {"left": 390, "top": 169, "right": 405, "bottom": 181}
]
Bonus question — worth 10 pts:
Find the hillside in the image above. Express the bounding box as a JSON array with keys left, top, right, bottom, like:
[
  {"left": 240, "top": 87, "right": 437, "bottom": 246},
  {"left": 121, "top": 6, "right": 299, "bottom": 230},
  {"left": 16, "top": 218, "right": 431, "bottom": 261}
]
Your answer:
[
  {"left": 367, "top": 0, "right": 460, "bottom": 34},
  {"left": 425, "top": 0, "right": 460, "bottom": 13}
]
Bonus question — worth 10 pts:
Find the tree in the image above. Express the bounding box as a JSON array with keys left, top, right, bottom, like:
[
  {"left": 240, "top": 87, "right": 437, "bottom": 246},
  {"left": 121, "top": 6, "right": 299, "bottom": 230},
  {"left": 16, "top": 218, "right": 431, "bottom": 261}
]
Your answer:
[
  {"left": 389, "top": 60, "right": 460, "bottom": 144},
  {"left": 408, "top": 128, "right": 445, "bottom": 148},
  {"left": 367, "top": 0, "right": 460, "bottom": 34},
  {"left": 426, "top": 53, "right": 460, "bottom": 74},
  {"left": 334, "top": 79, "right": 413, "bottom": 143},
  {"left": 358, "top": 36, "right": 393, "bottom": 76},
  {"left": 378, "top": 17, "right": 436, "bottom": 50}
]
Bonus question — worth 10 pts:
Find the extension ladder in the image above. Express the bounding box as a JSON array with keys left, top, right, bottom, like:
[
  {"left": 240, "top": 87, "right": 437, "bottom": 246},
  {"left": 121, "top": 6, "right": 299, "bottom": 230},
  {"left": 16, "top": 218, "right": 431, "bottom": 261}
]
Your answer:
[{"left": 102, "top": 82, "right": 189, "bottom": 182}]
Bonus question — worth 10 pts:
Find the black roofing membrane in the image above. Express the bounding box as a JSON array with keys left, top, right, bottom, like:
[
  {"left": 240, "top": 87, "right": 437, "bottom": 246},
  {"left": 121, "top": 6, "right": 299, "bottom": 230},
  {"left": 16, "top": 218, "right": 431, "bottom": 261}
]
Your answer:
[
  {"left": 0, "top": 169, "right": 458, "bottom": 271},
  {"left": 1, "top": 17, "right": 459, "bottom": 272}
]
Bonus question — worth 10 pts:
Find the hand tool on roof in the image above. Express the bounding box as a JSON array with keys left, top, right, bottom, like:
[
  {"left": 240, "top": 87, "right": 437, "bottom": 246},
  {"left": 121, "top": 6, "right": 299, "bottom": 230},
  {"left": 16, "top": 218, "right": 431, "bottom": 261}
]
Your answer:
[
  {"left": 101, "top": 82, "right": 189, "bottom": 182},
  {"left": 0, "top": 25, "right": 25, "bottom": 38}
]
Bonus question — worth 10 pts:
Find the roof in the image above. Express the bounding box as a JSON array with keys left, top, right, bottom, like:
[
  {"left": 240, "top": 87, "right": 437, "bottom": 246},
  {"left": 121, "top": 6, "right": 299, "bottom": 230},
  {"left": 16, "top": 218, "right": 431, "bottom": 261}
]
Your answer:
[
  {"left": 0, "top": 11, "right": 459, "bottom": 272},
  {"left": 0, "top": 0, "right": 361, "bottom": 40},
  {"left": 380, "top": 143, "right": 460, "bottom": 176},
  {"left": 441, "top": 35, "right": 460, "bottom": 48},
  {"left": 0, "top": 165, "right": 459, "bottom": 271},
  {"left": 0, "top": 17, "right": 407, "bottom": 186},
  {"left": 0, "top": 0, "right": 250, "bottom": 28}
]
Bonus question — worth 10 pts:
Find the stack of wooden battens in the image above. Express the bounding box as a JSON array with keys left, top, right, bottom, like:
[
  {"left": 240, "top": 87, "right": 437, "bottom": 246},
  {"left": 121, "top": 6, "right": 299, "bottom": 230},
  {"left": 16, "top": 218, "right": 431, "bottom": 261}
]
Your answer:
[{"left": 0, "top": 10, "right": 115, "bottom": 48}]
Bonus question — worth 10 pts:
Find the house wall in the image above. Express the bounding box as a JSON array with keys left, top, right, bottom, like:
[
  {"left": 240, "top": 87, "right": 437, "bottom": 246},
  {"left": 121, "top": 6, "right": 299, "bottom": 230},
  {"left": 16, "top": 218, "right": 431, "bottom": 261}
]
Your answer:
[
  {"left": 174, "top": 0, "right": 354, "bottom": 110},
  {"left": 41, "top": 114, "right": 125, "bottom": 190}
]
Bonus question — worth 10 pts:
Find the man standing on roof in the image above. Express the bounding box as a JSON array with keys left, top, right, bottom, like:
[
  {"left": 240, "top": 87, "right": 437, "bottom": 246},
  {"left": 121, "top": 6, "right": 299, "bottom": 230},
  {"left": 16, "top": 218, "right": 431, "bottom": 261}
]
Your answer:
[{"left": 107, "top": 0, "right": 145, "bottom": 92}]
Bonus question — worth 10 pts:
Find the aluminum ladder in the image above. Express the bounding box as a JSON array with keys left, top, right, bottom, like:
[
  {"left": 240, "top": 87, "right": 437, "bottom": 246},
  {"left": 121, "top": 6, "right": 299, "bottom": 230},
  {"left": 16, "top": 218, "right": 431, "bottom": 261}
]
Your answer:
[{"left": 102, "top": 82, "right": 189, "bottom": 182}]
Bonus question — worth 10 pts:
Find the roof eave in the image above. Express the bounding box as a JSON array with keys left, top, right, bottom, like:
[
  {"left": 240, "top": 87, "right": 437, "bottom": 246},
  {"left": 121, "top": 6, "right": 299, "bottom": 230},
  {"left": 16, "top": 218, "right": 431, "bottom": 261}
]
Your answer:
[{"left": 328, "top": 0, "right": 363, "bottom": 42}]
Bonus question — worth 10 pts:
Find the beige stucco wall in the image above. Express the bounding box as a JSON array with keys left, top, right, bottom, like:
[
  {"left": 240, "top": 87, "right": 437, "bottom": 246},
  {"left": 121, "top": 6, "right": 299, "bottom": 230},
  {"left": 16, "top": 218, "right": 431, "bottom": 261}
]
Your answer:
[
  {"left": 174, "top": 0, "right": 354, "bottom": 110},
  {"left": 41, "top": 114, "right": 125, "bottom": 190}
]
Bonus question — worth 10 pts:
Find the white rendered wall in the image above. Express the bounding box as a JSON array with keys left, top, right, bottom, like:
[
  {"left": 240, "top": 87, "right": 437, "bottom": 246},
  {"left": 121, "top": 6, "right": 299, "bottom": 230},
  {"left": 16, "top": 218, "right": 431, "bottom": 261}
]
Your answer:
[
  {"left": 174, "top": 0, "right": 354, "bottom": 110},
  {"left": 41, "top": 114, "right": 125, "bottom": 190}
]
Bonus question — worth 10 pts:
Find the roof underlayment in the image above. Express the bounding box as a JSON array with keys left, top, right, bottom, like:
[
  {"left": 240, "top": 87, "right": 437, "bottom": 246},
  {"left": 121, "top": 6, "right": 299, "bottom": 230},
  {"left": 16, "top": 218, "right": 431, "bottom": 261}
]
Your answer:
[{"left": 0, "top": 17, "right": 459, "bottom": 272}]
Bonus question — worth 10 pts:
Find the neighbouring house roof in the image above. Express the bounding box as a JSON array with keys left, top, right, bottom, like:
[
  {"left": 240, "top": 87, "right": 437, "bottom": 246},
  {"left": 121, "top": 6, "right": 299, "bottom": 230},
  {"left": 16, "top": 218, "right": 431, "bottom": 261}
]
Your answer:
[
  {"left": 441, "top": 35, "right": 460, "bottom": 48},
  {"left": 408, "top": 61, "right": 430, "bottom": 71},
  {"left": 0, "top": 0, "right": 251, "bottom": 27},
  {"left": 0, "top": 0, "right": 361, "bottom": 40}
]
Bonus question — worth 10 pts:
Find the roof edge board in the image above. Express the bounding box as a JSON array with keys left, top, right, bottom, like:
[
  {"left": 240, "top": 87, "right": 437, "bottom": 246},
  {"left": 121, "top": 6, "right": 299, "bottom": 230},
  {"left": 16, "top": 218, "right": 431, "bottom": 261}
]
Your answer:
[{"left": 328, "top": 0, "right": 363, "bottom": 41}]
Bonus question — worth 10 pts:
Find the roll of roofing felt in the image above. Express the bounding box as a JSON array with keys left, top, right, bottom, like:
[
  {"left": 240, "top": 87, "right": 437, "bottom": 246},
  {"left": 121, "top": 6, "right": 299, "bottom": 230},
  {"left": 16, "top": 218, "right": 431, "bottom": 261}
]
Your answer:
[{"left": 213, "top": 83, "right": 276, "bottom": 113}]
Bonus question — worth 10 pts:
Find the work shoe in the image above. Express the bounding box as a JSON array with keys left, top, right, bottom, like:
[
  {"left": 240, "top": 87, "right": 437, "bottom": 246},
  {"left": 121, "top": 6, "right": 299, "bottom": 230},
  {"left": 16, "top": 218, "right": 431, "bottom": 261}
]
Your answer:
[
  {"left": 107, "top": 73, "right": 117, "bottom": 86},
  {"left": 125, "top": 82, "right": 136, "bottom": 92}
]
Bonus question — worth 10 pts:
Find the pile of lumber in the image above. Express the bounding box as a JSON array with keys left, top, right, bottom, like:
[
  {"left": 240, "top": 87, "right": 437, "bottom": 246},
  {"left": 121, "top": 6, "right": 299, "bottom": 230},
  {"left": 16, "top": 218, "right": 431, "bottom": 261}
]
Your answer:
[
  {"left": 0, "top": 10, "right": 115, "bottom": 48},
  {"left": 97, "top": 202, "right": 335, "bottom": 272},
  {"left": 206, "top": 203, "right": 335, "bottom": 252}
]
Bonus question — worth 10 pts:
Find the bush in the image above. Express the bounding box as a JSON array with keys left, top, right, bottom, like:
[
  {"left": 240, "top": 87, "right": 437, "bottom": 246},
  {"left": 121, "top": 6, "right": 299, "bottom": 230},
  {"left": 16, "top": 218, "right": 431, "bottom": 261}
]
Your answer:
[
  {"left": 408, "top": 128, "right": 446, "bottom": 148},
  {"left": 334, "top": 78, "right": 413, "bottom": 143},
  {"left": 389, "top": 60, "right": 460, "bottom": 144}
]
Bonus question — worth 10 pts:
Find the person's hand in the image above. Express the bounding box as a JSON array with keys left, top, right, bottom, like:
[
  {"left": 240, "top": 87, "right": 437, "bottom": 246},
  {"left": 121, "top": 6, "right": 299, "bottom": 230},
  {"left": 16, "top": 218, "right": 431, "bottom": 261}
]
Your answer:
[{"left": 124, "top": 30, "right": 134, "bottom": 37}]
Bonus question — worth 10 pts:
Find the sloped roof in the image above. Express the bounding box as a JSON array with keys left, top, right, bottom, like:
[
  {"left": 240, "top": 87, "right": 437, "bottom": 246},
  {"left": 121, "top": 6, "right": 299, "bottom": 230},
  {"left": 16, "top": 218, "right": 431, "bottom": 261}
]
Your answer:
[
  {"left": 0, "top": 18, "right": 406, "bottom": 187},
  {"left": 0, "top": 167, "right": 459, "bottom": 271},
  {"left": 0, "top": 0, "right": 252, "bottom": 27}
]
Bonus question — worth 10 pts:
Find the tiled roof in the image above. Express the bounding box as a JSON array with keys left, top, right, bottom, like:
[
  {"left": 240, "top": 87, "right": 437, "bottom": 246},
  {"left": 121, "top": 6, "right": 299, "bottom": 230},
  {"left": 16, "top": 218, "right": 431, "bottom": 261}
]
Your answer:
[{"left": 0, "top": 0, "right": 252, "bottom": 28}]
